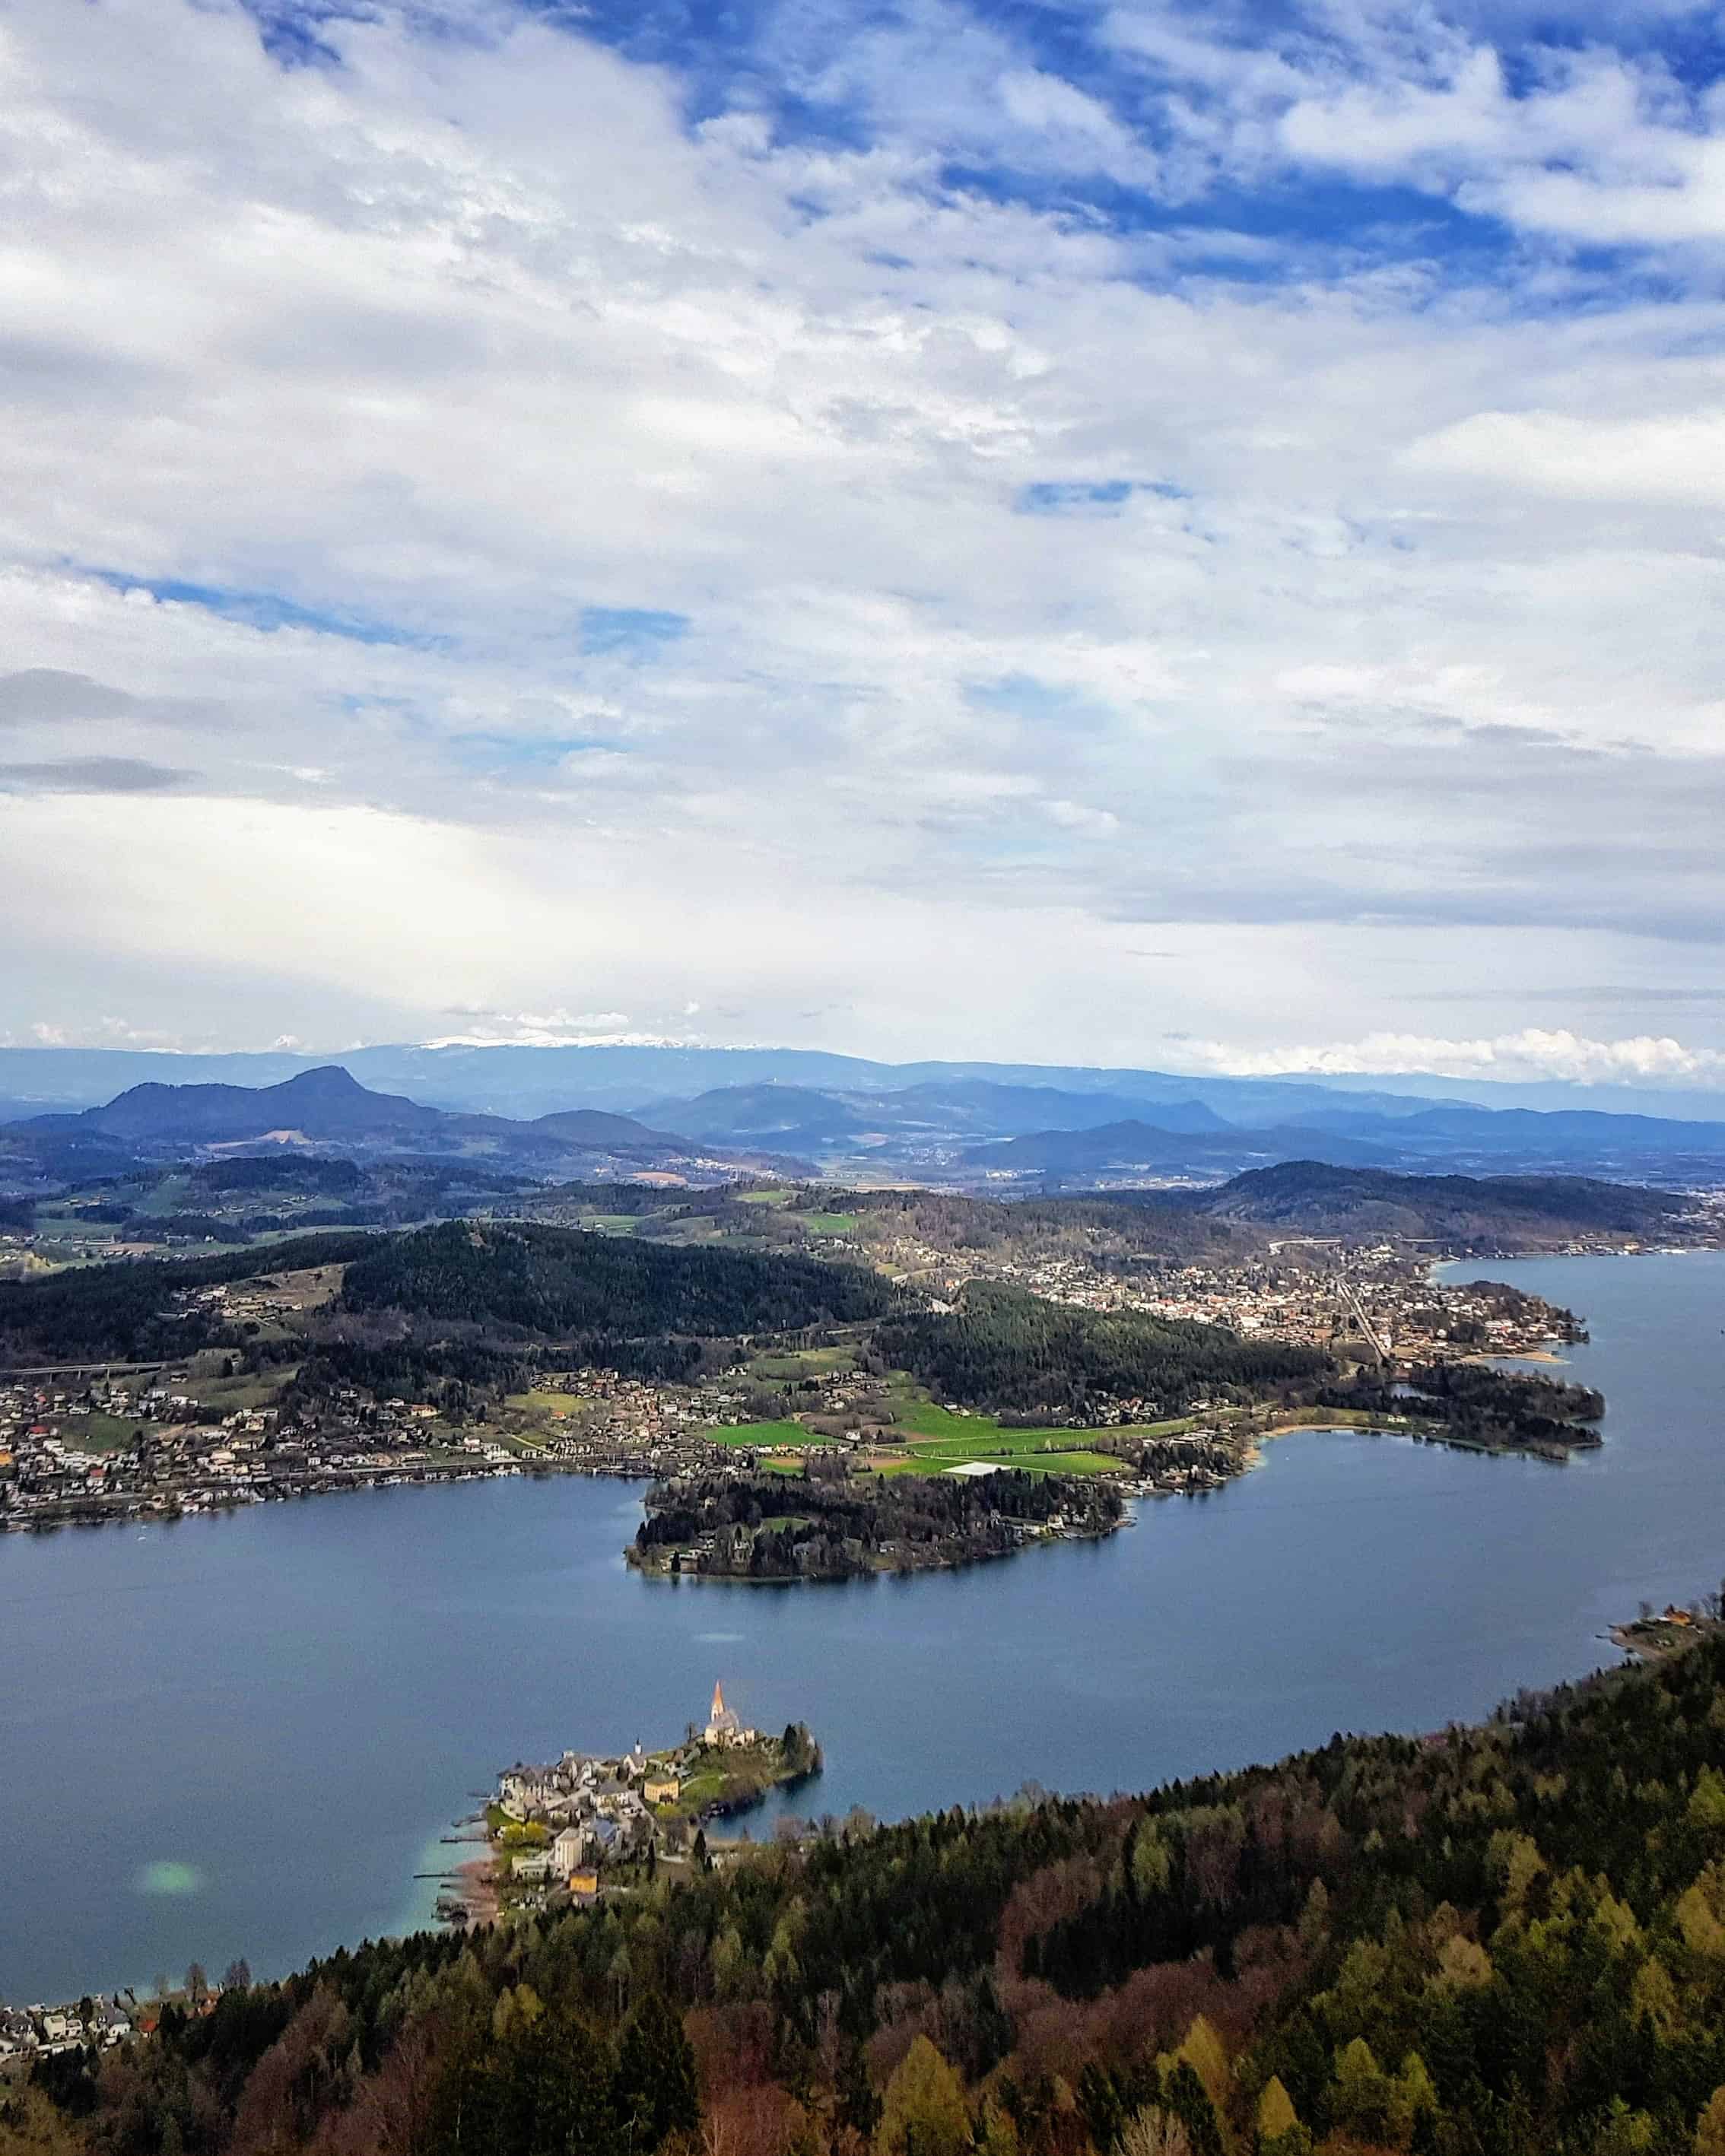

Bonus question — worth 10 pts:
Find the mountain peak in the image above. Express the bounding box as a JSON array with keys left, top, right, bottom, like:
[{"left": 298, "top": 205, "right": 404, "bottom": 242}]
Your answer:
[{"left": 278, "top": 1065, "right": 367, "bottom": 1097}]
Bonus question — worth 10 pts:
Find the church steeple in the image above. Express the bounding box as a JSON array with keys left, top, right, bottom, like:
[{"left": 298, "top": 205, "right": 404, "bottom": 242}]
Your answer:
[{"left": 705, "top": 1679, "right": 742, "bottom": 1745}]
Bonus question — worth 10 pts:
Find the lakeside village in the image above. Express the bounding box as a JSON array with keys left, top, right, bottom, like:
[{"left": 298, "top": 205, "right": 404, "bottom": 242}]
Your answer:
[
  {"left": 0, "top": 1252, "right": 1589, "bottom": 1534},
  {"left": 438, "top": 1684, "right": 821, "bottom": 1926},
  {"left": 0, "top": 1686, "right": 821, "bottom": 2067},
  {"left": 866, "top": 1232, "right": 1592, "bottom": 1357}
]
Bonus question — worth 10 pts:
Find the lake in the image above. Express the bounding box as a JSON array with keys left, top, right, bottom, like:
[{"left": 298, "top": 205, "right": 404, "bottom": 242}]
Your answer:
[{"left": 2, "top": 1249, "right": 1721, "bottom": 2005}]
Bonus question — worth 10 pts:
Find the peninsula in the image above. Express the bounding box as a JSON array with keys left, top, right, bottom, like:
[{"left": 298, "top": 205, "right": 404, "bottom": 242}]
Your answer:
[
  {"left": 627, "top": 1465, "right": 1125, "bottom": 1580},
  {"left": 465, "top": 1688, "right": 821, "bottom": 1921}
]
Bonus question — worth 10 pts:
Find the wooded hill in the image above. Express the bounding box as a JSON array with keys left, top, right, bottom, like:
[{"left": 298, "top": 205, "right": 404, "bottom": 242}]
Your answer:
[
  {"left": 336, "top": 1221, "right": 897, "bottom": 1341},
  {"left": 1187, "top": 1162, "right": 1696, "bottom": 1246},
  {"left": 875, "top": 1282, "right": 1328, "bottom": 1418},
  {"left": 0, "top": 1231, "right": 378, "bottom": 1364},
  {"left": 0, "top": 1221, "right": 898, "bottom": 1377},
  {"left": 27, "top": 1620, "right": 1725, "bottom": 2156}
]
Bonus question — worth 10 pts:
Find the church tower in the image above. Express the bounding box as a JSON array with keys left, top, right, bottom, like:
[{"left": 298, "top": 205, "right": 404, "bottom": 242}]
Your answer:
[{"left": 705, "top": 1680, "right": 740, "bottom": 1745}]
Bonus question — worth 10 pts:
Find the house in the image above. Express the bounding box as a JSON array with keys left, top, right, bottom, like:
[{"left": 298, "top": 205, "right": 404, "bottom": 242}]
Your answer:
[
  {"left": 567, "top": 1868, "right": 600, "bottom": 1900},
  {"left": 644, "top": 1774, "right": 681, "bottom": 1805},
  {"left": 551, "top": 1827, "right": 586, "bottom": 1873}
]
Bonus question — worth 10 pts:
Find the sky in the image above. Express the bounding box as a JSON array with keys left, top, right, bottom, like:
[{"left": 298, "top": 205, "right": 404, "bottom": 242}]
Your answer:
[{"left": 4, "top": 0, "right": 1725, "bottom": 1091}]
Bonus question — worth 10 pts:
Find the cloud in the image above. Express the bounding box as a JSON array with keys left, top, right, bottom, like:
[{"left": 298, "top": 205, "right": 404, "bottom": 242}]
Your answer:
[
  {"left": 0, "top": 756, "right": 193, "bottom": 792},
  {"left": 0, "top": 669, "right": 141, "bottom": 724},
  {"left": 1187, "top": 1028, "right": 1725, "bottom": 1091},
  {"left": 427, "top": 1008, "right": 646, "bottom": 1046},
  {"left": 0, "top": 0, "right": 1720, "bottom": 1059},
  {"left": 1404, "top": 411, "right": 1725, "bottom": 507}
]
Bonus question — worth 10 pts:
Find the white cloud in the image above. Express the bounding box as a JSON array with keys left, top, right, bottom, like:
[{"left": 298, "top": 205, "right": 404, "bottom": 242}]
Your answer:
[
  {"left": 1404, "top": 410, "right": 1725, "bottom": 506},
  {"left": 0, "top": 0, "right": 1722, "bottom": 1061},
  {"left": 1191, "top": 1029, "right": 1725, "bottom": 1090}
]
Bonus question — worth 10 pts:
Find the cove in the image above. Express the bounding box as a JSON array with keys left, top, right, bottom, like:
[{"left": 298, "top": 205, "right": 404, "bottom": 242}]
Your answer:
[{"left": 2, "top": 1249, "right": 1722, "bottom": 2006}]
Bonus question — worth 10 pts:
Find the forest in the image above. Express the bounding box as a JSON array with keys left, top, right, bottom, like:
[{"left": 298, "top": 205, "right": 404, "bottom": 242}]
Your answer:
[
  {"left": 1190, "top": 1164, "right": 1696, "bottom": 1247},
  {"left": 1323, "top": 1364, "right": 1607, "bottom": 1454},
  {"left": 875, "top": 1283, "right": 1328, "bottom": 1418},
  {"left": 0, "top": 1231, "right": 377, "bottom": 1363},
  {"left": 336, "top": 1221, "right": 897, "bottom": 1342},
  {"left": 21, "top": 1625, "right": 1725, "bottom": 2156},
  {"left": 630, "top": 1468, "right": 1123, "bottom": 1579}
]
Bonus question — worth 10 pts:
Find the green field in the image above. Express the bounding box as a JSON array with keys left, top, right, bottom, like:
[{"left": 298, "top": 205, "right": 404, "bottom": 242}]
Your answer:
[
  {"left": 746, "top": 1345, "right": 857, "bottom": 1380},
  {"left": 183, "top": 1369, "right": 292, "bottom": 1415},
  {"left": 733, "top": 1189, "right": 794, "bottom": 1206},
  {"left": 872, "top": 1392, "right": 1135, "bottom": 1478},
  {"left": 799, "top": 1212, "right": 859, "bottom": 1236},
  {"left": 704, "top": 1419, "right": 825, "bottom": 1448},
  {"left": 506, "top": 1389, "right": 580, "bottom": 1417},
  {"left": 48, "top": 1411, "right": 145, "bottom": 1453}
]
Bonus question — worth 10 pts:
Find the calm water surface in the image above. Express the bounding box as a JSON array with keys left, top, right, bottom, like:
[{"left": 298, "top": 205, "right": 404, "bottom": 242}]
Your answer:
[{"left": 3, "top": 1250, "right": 1721, "bottom": 2003}]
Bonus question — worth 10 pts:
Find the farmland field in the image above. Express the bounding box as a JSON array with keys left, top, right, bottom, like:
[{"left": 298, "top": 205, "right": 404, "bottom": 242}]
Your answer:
[{"left": 703, "top": 1419, "right": 826, "bottom": 1448}]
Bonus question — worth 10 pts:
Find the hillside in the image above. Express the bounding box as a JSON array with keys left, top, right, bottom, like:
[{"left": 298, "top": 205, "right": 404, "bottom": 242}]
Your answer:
[
  {"left": 30, "top": 1621, "right": 1725, "bottom": 2156},
  {"left": 1193, "top": 1161, "right": 1698, "bottom": 1246},
  {"left": 965, "top": 1120, "right": 1393, "bottom": 1176},
  {"left": 875, "top": 1278, "right": 1328, "bottom": 1415},
  {"left": 0, "top": 1231, "right": 380, "bottom": 1364},
  {"left": 530, "top": 1107, "right": 689, "bottom": 1150},
  {"left": 0, "top": 1218, "right": 896, "bottom": 1375},
  {"left": 337, "top": 1218, "right": 897, "bottom": 1339}
]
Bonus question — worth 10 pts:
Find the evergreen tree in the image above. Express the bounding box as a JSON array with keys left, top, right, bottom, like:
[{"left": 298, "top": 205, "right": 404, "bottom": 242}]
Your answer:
[{"left": 614, "top": 1993, "right": 700, "bottom": 2152}]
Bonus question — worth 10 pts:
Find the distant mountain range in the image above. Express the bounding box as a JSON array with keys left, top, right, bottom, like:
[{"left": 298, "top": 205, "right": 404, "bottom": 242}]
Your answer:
[
  {"left": 6, "top": 1056, "right": 1725, "bottom": 1192},
  {"left": 9, "top": 1037, "right": 1723, "bottom": 1121},
  {"left": 0, "top": 1066, "right": 776, "bottom": 1180}
]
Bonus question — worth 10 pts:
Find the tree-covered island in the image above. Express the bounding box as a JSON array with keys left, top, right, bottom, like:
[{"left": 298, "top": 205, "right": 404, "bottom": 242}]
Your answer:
[{"left": 628, "top": 1467, "right": 1125, "bottom": 1581}]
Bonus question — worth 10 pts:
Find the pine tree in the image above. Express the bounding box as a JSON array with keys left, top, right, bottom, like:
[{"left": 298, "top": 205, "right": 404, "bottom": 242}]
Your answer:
[{"left": 615, "top": 1993, "right": 700, "bottom": 2151}]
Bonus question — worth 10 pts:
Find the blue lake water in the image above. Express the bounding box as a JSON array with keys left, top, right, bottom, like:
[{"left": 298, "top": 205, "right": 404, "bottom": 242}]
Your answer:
[{"left": 2, "top": 1249, "right": 1721, "bottom": 2005}]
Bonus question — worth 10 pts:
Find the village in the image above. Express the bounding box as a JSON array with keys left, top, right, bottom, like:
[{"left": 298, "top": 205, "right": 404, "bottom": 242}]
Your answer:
[
  {"left": 465, "top": 1685, "right": 821, "bottom": 1920},
  {"left": 0, "top": 1369, "right": 529, "bottom": 1531},
  {"left": 856, "top": 1230, "right": 1584, "bottom": 1365},
  {"left": 0, "top": 1242, "right": 1587, "bottom": 1532},
  {"left": 0, "top": 1199, "right": 1605, "bottom": 1541}
]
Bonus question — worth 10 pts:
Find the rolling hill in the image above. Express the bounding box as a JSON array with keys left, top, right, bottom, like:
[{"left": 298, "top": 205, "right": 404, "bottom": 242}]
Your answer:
[
  {"left": 1191, "top": 1160, "right": 1699, "bottom": 1244},
  {"left": 964, "top": 1118, "right": 1396, "bottom": 1176}
]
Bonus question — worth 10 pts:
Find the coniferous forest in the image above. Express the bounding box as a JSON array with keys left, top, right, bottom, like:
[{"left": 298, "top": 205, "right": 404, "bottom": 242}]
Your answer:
[
  {"left": 21, "top": 1630, "right": 1725, "bottom": 2156},
  {"left": 875, "top": 1283, "right": 1328, "bottom": 1418}
]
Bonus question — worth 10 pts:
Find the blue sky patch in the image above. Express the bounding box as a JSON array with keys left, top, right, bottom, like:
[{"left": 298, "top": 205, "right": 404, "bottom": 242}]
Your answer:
[
  {"left": 87, "top": 570, "right": 437, "bottom": 648},
  {"left": 451, "top": 732, "right": 627, "bottom": 770},
  {"left": 1017, "top": 479, "right": 1190, "bottom": 516},
  {"left": 580, "top": 607, "right": 691, "bottom": 659}
]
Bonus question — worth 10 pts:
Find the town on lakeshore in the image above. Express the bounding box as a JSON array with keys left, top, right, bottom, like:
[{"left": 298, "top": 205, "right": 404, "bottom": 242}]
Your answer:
[
  {"left": 0, "top": 1229, "right": 1602, "bottom": 1538},
  {"left": 440, "top": 1683, "right": 821, "bottom": 1926},
  {"left": 0, "top": 1681, "right": 823, "bottom": 2040}
]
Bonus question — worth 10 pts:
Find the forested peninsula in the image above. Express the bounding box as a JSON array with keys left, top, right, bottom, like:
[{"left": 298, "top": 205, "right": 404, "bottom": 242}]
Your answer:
[{"left": 628, "top": 1469, "right": 1125, "bottom": 1581}]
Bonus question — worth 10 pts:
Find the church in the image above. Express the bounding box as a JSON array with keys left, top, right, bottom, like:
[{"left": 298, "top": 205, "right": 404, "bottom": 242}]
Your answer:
[{"left": 702, "top": 1680, "right": 757, "bottom": 1748}]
